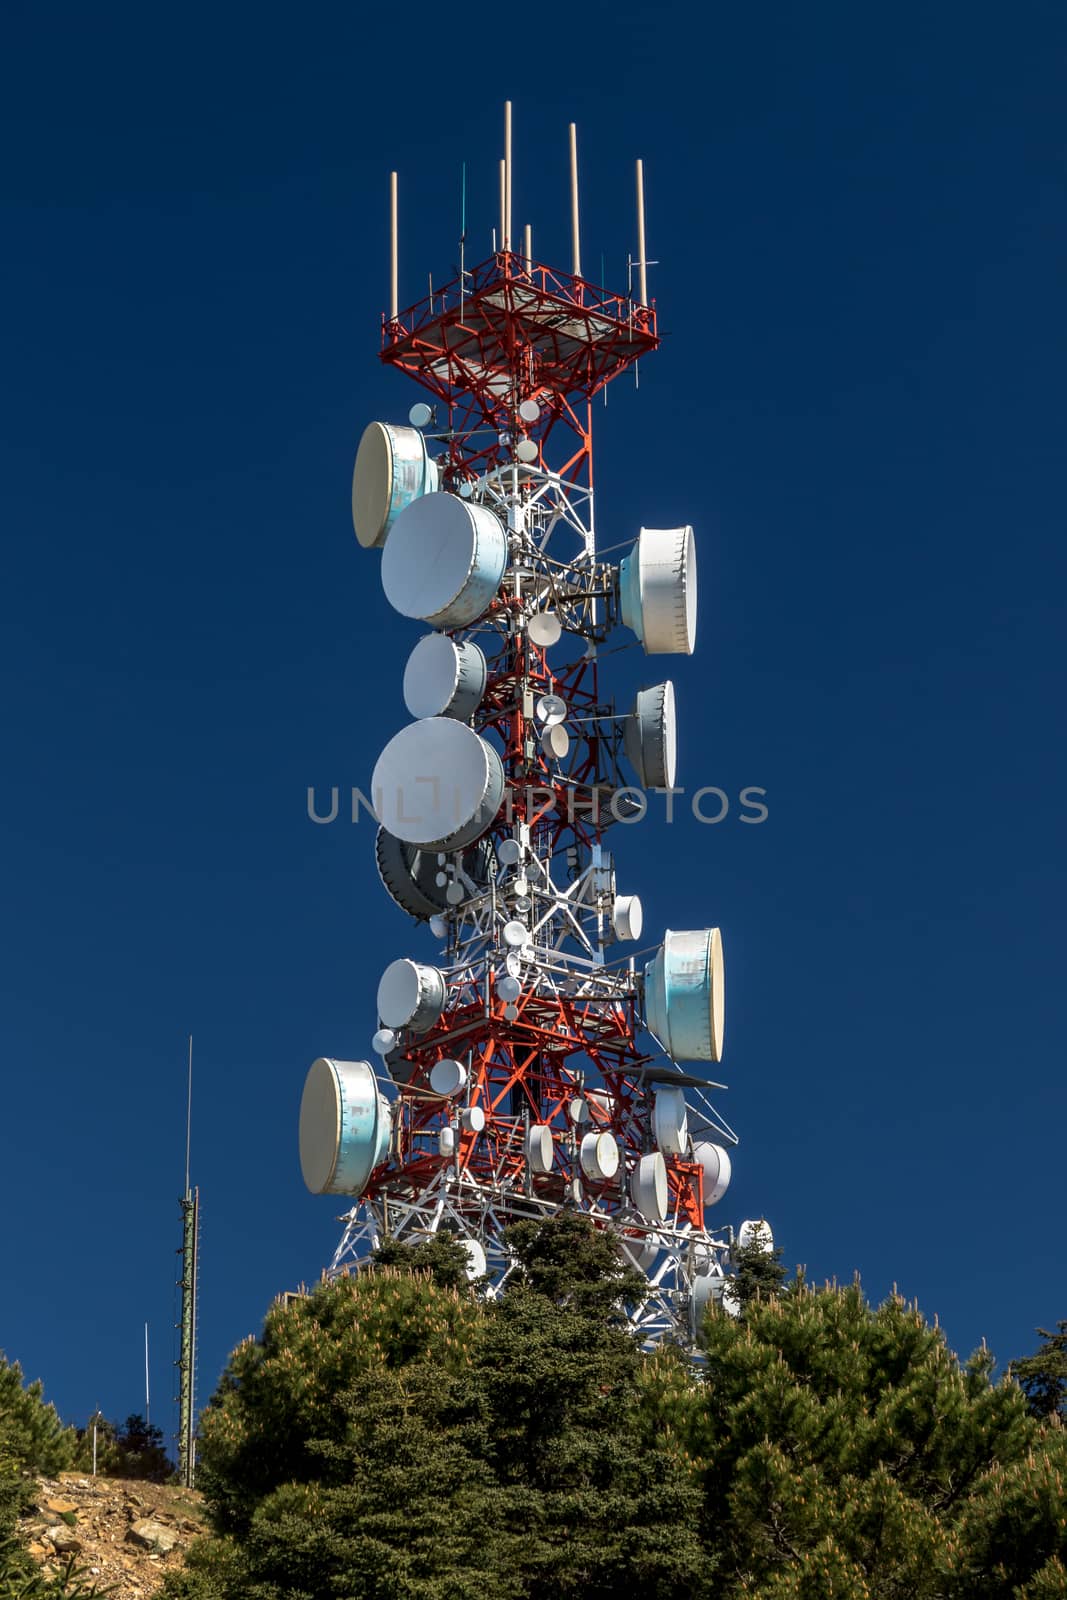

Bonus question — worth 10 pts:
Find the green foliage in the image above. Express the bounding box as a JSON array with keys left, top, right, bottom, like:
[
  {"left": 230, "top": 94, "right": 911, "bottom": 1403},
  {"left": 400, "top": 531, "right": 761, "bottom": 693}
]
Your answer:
[
  {"left": 193, "top": 1265, "right": 483, "bottom": 1541},
  {"left": 729, "top": 1226, "right": 787, "bottom": 1314},
  {"left": 1009, "top": 1321, "right": 1067, "bottom": 1422},
  {"left": 0, "top": 1356, "right": 75, "bottom": 1482},
  {"left": 685, "top": 1280, "right": 1067, "bottom": 1596},
  {"left": 70, "top": 1412, "right": 171, "bottom": 1483},
  {"left": 370, "top": 1230, "right": 475, "bottom": 1292}
]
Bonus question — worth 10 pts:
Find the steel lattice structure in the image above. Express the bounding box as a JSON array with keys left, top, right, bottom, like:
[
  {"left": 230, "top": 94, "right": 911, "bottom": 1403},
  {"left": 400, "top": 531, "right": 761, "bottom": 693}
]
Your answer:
[{"left": 300, "top": 129, "right": 766, "bottom": 1345}]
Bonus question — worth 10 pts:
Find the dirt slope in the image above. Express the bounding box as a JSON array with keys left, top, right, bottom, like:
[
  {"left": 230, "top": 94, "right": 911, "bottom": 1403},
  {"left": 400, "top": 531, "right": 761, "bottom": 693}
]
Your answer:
[{"left": 21, "top": 1471, "right": 206, "bottom": 1598}]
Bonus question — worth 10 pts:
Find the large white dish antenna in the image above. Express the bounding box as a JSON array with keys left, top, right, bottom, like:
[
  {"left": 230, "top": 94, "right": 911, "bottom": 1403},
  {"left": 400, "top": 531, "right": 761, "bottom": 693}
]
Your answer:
[
  {"left": 377, "top": 959, "right": 447, "bottom": 1032},
  {"left": 526, "top": 1125, "right": 554, "bottom": 1172},
  {"left": 580, "top": 1131, "right": 620, "bottom": 1182},
  {"left": 624, "top": 681, "right": 677, "bottom": 789},
  {"left": 630, "top": 1151, "right": 669, "bottom": 1220},
  {"left": 352, "top": 422, "right": 438, "bottom": 550},
  {"left": 381, "top": 493, "right": 507, "bottom": 627},
  {"left": 737, "top": 1219, "right": 774, "bottom": 1255},
  {"left": 652, "top": 1085, "right": 689, "bottom": 1156},
  {"left": 375, "top": 827, "right": 491, "bottom": 922},
  {"left": 429, "top": 1058, "right": 467, "bottom": 1096},
  {"left": 462, "top": 1238, "right": 487, "bottom": 1279},
  {"left": 373, "top": 719, "right": 505, "bottom": 850},
  {"left": 644, "top": 928, "right": 725, "bottom": 1063},
  {"left": 619, "top": 525, "right": 697, "bottom": 654},
  {"left": 690, "top": 1269, "right": 740, "bottom": 1333},
  {"left": 527, "top": 611, "right": 562, "bottom": 648},
  {"left": 403, "top": 634, "right": 487, "bottom": 722},
  {"left": 612, "top": 894, "right": 643, "bottom": 942},
  {"left": 299, "top": 1058, "right": 389, "bottom": 1196},
  {"left": 692, "top": 1140, "right": 732, "bottom": 1206}
]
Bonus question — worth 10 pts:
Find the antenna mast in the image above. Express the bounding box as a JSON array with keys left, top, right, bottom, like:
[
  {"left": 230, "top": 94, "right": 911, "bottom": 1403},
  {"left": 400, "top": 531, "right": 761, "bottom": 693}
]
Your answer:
[
  {"left": 306, "top": 109, "right": 770, "bottom": 1343},
  {"left": 177, "top": 1036, "right": 199, "bottom": 1487}
]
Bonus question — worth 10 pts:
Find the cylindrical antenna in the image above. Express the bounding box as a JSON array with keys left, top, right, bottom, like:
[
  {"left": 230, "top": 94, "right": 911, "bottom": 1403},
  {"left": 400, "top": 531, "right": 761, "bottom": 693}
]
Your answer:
[
  {"left": 389, "top": 171, "right": 398, "bottom": 321},
  {"left": 499, "top": 159, "right": 506, "bottom": 257},
  {"left": 184, "top": 1035, "right": 192, "bottom": 1198},
  {"left": 504, "top": 101, "right": 513, "bottom": 252},
  {"left": 524, "top": 223, "right": 532, "bottom": 272},
  {"left": 635, "top": 159, "right": 648, "bottom": 306},
  {"left": 144, "top": 1322, "right": 150, "bottom": 1425},
  {"left": 569, "top": 123, "right": 582, "bottom": 278}
]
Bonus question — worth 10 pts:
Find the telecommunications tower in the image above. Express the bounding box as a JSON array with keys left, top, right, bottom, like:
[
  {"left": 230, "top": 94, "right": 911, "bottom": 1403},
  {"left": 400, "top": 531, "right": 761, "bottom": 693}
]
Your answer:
[{"left": 298, "top": 108, "right": 771, "bottom": 1342}]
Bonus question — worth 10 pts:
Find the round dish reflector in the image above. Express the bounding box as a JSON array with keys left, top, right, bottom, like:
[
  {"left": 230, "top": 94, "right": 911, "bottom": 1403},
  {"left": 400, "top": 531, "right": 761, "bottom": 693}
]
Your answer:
[
  {"left": 371, "top": 1028, "right": 396, "bottom": 1055},
  {"left": 496, "top": 974, "right": 522, "bottom": 1002},
  {"left": 502, "top": 920, "right": 527, "bottom": 947},
  {"left": 618, "top": 525, "right": 697, "bottom": 654},
  {"left": 526, "top": 1124, "right": 554, "bottom": 1172},
  {"left": 540, "top": 724, "right": 570, "bottom": 760},
  {"left": 377, "top": 959, "right": 447, "bottom": 1032},
  {"left": 439, "top": 1126, "right": 456, "bottom": 1156},
  {"left": 692, "top": 1140, "right": 732, "bottom": 1206},
  {"left": 408, "top": 402, "right": 433, "bottom": 428},
  {"left": 690, "top": 1269, "right": 727, "bottom": 1333},
  {"left": 372, "top": 719, "right": 505, "bottom": 851},
  {"left": 630, "top": 1151, "right": 669, "bottom": 1220},
  {"left": 461, "top": 1105, "right": 486, "bottom": 1133},
  {"left": 515, "top": 438, "right": 539, "bottom": 464},
  {"left": 643, "top": 928, "right": 725, "bottom": 1063},
  {"left": 381, "top": 493, "right": 507, "bottom": 627},
  {"left": 652, "top": 1085, "right": 689, "bottom": 1155},
  {"left": 299, "top": 1058, "right": 390, "bottom": 1196},
  {"left": 497, "top": 838, "right": 522, "bottom": 867},
  {"left": 612, "top": 894, "right": 643, "bottom": 942},
  {"left": 462, "top": 1239, "right": 487, "bottom": 1279},
  {"left": 429, "top": 1058, "right": 468, "bottom": 1097},
  {"left": 535, "top": 694, "right": 567, "bottom": 727},
  {"left": 352, "top": 422, "right": 437, "bottom": 550},
  {"left": 737, "top": 1218, "right": 774, "bottom": 1254},
  {"left": 580, "top": 1131, "right": 620, "bottom": 1182},
  {"left": 624, "top": 681, "right": 677, "bottom": 789},
  {"left": 403, "top": 634, "right": 487, "bottom": 722},
  {"left": 518, "top": 398, "right": 541, "bottom": 423},
  {"left": 527, "top": 611, "right": 562, "bottom": 647}
]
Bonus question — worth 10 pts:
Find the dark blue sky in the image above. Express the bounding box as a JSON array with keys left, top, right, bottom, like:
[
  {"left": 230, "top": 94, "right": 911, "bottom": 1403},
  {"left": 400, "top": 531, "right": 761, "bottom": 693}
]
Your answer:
[{"left": 2, "top": 2, "right": 1064, "bottom": 1442}]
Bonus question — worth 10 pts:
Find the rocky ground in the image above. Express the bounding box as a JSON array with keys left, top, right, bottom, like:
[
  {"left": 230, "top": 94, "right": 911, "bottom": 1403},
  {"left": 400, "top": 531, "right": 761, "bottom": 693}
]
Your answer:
[{"left": 21, "top": 1472, "right": 206, "bottom": 1598}]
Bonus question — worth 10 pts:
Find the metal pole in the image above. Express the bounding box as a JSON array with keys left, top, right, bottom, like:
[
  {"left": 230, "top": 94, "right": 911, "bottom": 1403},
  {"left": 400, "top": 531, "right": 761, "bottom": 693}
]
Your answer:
[
  {"left": 569, "top": 124, "right": 582, "bottom": 278},
  {"left": 499, "top": 160, "right": 506, "bottom": 258},
  {"left": 524, "top": 224, "right": 532, "bottom": 273},
  {"left": 144, "top": 1323, "right": 150, "bottom": 1425},
  {"left": 504, "top": 101, "right": 513, "bottom": 252},
  {"left": 389, "top": 171, "right": 398, "bottom": 321},
  {"left": 178, "top": 1187, "right": 199, "bottom": 1487},
  {"left": 185, "top": 1036, "right": 192, "bottom": 1199},
  {"left": 635, "top": 159, "right": 648, "bottom": 306}
]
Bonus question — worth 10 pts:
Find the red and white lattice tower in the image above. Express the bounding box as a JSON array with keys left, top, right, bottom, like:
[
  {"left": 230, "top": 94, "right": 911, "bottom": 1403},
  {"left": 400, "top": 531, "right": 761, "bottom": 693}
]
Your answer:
[{"left": 298, "top": 111, "right": 768, "bottom": 1342}]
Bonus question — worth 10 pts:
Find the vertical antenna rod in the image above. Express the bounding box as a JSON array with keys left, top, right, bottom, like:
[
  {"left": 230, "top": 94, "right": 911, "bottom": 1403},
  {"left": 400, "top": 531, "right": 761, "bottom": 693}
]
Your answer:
[
  {"left": 504, "top": 101, "right": 513, "bottom": 252},
  {"left": 635, "top": 159, "right": 648, "bottom": 306},
  {"left": 524, "top": 223, "right": 532, "bottom": 272},
  {"left": 569, "top": 123, "right": 582, "bottom": 278},
  {"left": 144, "top": 1322, "right": 150, "bottom": 1425},
  {"left": 184, "top": 1035, "right": 193, "bottom": 1198},
  {"left": 389, "top": 171, "right": 398, "bottom": 321},
  {"left": 178, "top": 1187, "right": 200, "bottom": 1487},
  {"left": 498, "top": 160, "right": 506, "bottom": 256}
]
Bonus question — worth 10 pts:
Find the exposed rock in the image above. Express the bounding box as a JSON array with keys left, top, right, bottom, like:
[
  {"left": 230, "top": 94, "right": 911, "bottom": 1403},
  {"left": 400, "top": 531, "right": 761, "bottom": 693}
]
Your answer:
[
  {"left": 126, "top": 1518, "right": 181, "bottom": 1554},
  {"left": 23, "top": 1475, "right": 206, "bottom": 1597},
  {"left": 44, "top": 1524, "right": 83, "bottom": 1553}
]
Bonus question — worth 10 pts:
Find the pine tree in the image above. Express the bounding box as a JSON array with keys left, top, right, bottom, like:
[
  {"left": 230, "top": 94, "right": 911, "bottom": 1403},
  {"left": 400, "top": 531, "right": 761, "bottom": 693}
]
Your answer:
[{"left": 1009, "top": 1322, "right": 1067, "bottom": 1423}]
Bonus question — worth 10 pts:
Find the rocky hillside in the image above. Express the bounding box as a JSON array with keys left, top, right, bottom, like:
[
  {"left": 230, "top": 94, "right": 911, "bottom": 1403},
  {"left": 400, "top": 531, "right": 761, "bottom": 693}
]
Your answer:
[{"left": 21, "top": 1472, "right": 206, "bottom": 1598}]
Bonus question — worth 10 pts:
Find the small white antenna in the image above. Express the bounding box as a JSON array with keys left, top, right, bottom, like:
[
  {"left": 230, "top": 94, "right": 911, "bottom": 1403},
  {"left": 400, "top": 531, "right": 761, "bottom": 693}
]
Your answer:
[
  {"left": 144, "top": 1321, "right": 150, "bottom": 1425},
  {"left": 635, "top": 159, "right": 648, "bottom": 306},
  {"left": 569, "top": 123, "right": 582, "bottom": 277},
  {"left": 498, "top": 159, "right": 506, "bottom": 256},
  {"left": 504, "top": 101, "right": 513, "bottom": 252},
  {"left": 389, "top": 171, "right": 398, "bottom": 321},
  {"left": 524, "top": 223, "right": 532, "bottom": 272}
]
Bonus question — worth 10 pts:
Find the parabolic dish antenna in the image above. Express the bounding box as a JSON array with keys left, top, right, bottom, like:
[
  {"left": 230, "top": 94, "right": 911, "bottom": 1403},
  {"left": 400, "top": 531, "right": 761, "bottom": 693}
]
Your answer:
[
  {"left": 525, "top": 1124, "right": 554, "bottom": 1172},
  {"left": 408, "top": 402, "right": 433, "bottom": 428},
  {"left": 515, "top": 438, "right": 539, "bottom": 464},
  {"left": 612, "top": 894, "right": 643, "bottom": 941},
  {"left": 381, "top": 493, "right": 508, "bottom": 627},
  {"left": 692, "top": 1140, "right": 732, "bottom": 1206},
  {"left": 624, "top": 681, "right": 677, "bottom": 789},
  {"left": 540, "top": 724, "right": 570, "bottom": 760},
  {"left": 737, "top": 1219, "right": 774, "bottom": 1254},
  {"left": 377, "top": 958, "right": 447, "bottom": 1032},
  {"left": 527, "top": 611, "right": 562, "bottom": 648},
  {"left": 429, "top": 1058, "right": 467, "bottom": 1096},
  {"left": 580, "top": 1131, "right": 620, "bottom": 1182},
  {"left": 372, "top": 718, "right": 505, "bottom": 850},
  {"left": 518, "top": 398, "right": 541, "bottom": 423},
  {"left": 644, "top": 927, "right": 725, "bottom": 1063},
  {"left": 352, "top": 421, "right": 438, "bottom": 550},
  {"left": 631, "top": 1151, "right": 669, "bottom": 1221},
  {"left": 619, "top": 525, "right": 697, "bottom": 654},
  {"left": 403, "top": 634, "right": 487, "bottom": 722},
  {"left": 299, "top": 1058, "right": 390, "bottom": 1196},
  {"left": 535, "top": 693, "right": 567, "bottom": 727},
  {"left": 652, "top": 1085, "right": 689, "bottom": 1155}
]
